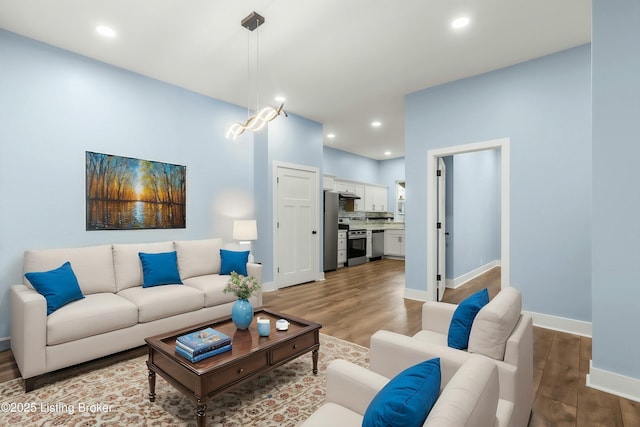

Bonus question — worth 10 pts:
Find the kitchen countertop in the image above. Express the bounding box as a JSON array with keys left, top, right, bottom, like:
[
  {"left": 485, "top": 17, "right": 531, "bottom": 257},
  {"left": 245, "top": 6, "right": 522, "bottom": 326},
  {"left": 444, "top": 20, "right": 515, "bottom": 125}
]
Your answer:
[{"left": 347, "top": 221, "right": 405, "bottom": 231}]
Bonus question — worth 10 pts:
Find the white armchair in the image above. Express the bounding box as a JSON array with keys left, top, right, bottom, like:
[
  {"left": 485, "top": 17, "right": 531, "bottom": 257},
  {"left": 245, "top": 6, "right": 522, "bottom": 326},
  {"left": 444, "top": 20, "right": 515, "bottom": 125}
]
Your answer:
[
  {"left": 369, "top": 287, "right": 533, "bottom": 427},
  {"left": 300, "top": 355, "right": 513, "bottom": 427}
]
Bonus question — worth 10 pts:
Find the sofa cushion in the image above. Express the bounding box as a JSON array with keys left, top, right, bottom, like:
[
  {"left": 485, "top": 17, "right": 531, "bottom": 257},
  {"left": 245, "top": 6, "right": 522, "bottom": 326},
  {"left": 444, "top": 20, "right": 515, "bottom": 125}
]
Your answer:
[
  {"left": 219, "top": 249, "right": 249, "bottom": 276},
  {"left": 23, "top": 244, "right": 116, "bottom": 294},
  {"left": 25, "top": 261, "right": 84, "bottom": 315},
  {"left": 363, "top": 358, "right": 441, "bottom": 427},
  {"left": 182, "top": 274, "right": 235, "bottom": 307},
  {"left": 174, "top": 238, "right": 223, "bottom": 280},
  {"left": 113, "top": 241, "right": 175, "bottom": 292},
  {"left": 46, "top": 293, "right": 138, "bottom": 345},
  {"left": 469, "top": 287, "right": 522, "bottom": 360},
  {"left": 448, "top": 288, "right": 489, "bottom": 350},
  {"left": 117, "top": 285, "right": 204, "bottom": 323},
  {"left": 139, "top": 251, "right": 183, "bottom": 287}
]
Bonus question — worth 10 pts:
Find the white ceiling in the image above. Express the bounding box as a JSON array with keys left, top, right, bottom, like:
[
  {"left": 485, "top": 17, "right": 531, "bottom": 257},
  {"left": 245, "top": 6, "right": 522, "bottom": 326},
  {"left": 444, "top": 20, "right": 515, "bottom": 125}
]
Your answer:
[{"left": 0, "top": 0, "right": 591, "bottom": 160}]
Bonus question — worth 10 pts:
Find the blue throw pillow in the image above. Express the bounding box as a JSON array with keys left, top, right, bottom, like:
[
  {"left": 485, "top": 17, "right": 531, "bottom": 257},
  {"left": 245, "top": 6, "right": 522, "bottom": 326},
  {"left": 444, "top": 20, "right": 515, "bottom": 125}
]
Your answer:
[
  {"left": 219, "top": 249, "right": 249, "bottom": 276},
  {"left": 363, "top": 358, "right": 441, "bottom": 427},
  {"left": 25, "top": 261, "right": 85, "bottom": 315},
  {"left": 139, "top": 251, "right": 183, "bottom": 288},
  {"left": 448, "top": 288, "right": 490, "bottom": 349}
]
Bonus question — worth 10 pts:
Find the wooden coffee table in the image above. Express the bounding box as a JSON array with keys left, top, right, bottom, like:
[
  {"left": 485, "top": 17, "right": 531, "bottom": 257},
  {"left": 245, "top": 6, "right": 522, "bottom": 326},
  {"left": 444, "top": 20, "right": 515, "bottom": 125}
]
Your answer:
[{"left": 145, "top": 308, "right": 322, "bottom": 427}]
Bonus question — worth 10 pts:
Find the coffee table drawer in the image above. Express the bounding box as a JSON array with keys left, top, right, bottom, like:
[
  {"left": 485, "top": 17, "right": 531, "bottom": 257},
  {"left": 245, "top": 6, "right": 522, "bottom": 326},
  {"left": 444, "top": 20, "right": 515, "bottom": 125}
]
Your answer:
[
  {"left": 213, "top": 352, "right": 268, "bottom": 389},
  {"left": 271, "top": 333, "right": 316, "bottom": 364}
]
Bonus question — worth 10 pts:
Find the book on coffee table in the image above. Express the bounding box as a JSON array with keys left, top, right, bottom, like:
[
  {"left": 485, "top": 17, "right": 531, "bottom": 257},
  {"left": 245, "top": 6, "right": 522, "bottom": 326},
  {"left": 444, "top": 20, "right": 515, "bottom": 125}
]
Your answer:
[
  {"left": 175, "top": 343, "right": 232, "bottom": 363},
  {"left": 176, "top": 327, "right": 231, "bottom": 356}
]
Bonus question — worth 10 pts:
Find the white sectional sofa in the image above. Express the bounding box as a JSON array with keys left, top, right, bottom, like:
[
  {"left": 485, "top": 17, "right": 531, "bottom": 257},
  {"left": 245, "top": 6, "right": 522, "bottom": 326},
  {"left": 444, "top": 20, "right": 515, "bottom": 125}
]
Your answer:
[{"left": 10, "top": 238, "right": 262, "bottom": 391}]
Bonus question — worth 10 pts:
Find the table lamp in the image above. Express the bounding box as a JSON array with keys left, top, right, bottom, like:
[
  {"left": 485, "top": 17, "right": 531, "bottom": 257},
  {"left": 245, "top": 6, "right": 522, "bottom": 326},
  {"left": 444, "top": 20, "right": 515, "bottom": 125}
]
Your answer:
[{"left": 233, "top": 220, "right": 257, "bottom": 262}]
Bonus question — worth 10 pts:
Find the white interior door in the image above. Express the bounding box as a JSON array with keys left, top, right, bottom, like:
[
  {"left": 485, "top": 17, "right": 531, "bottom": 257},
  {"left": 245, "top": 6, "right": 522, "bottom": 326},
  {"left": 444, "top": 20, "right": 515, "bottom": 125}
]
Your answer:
[
  {"left": 437, "top": 158, "right": 446, "bottom": 301},
  {"left": 276, "top": 165, "right": 318, "bottom": 288}
]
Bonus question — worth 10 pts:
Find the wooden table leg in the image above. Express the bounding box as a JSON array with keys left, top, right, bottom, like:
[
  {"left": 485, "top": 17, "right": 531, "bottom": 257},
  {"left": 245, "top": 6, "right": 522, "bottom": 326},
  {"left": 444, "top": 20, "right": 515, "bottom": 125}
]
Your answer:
[
  {"left": 196, "top": 403, "right": 207, "bottom": 427},
  {"left": 312, "top": 348, "right": 319, "bottom": 374},
  {"left": 148, "top": 370, "right": 156, "bottom": 402}
]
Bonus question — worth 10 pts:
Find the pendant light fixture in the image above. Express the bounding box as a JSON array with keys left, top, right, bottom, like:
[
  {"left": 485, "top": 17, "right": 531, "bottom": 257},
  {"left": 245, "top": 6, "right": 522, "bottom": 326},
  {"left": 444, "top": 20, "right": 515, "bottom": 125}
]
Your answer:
[{"left": 226, "top": 11, "right": 287, "bottom": 140}]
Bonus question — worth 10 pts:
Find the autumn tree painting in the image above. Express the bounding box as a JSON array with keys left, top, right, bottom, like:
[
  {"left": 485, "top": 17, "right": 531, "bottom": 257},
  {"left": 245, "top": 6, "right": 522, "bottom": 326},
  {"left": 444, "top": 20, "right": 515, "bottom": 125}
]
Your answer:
[{"left": 86, "top": 152, "right": 186, "bottom": 230}]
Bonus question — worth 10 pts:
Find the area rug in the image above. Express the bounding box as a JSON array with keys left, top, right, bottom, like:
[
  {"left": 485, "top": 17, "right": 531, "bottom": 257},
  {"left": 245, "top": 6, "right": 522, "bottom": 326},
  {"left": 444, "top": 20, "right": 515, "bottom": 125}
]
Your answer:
[{"left": 0, "top": 334, "right": 369, "bottom": 426}]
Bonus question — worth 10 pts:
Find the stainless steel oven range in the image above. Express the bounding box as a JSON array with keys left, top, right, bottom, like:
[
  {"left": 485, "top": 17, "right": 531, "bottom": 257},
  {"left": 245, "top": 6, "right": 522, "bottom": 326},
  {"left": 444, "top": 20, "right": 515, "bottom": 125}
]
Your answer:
[{"left": 347, "top": 229, "right": 367, "bottom": 266}]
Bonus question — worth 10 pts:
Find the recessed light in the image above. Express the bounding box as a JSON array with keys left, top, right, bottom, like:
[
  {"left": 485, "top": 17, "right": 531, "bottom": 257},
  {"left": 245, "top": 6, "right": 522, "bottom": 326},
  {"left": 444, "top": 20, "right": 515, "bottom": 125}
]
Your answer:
[
  {"left": 384, "top": 151, "right": 392, "bottom": 156},
  {"left": 327, "top": 133, "right": 336, "bottom": 139},
  {"left": 274, "top": 95, "right": 286, "bottom": 103},
  {"left": 371, "top": 121, "right": 382, "bottom": 128},
  {"left": 96, "top": 25, "right": 116, "bottom": 38},
  {"left": 451, "top": 16, "right": 470, "bottom": 29}
]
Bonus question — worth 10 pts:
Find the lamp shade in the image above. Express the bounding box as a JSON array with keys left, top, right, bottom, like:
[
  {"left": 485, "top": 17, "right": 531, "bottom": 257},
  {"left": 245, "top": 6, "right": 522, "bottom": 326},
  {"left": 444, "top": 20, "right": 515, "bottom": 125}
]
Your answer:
[{"left": 233, "top": 220, "right": 257, "bottom": 241}]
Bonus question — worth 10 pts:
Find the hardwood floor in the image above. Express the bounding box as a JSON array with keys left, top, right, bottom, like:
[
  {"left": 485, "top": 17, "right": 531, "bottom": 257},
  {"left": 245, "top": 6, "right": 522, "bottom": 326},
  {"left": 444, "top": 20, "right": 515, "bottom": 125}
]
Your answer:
[{"left": 1, "top": 258, "right": 638, "bottom": 425}]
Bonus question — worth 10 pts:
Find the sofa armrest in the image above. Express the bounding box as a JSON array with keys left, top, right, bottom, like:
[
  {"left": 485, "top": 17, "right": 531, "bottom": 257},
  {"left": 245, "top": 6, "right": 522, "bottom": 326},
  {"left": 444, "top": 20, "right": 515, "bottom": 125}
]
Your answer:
[
  {"left": 422, "top": 301, "right": 456, "bottom": 334},
  {"left": 246, "top": 262, "right": 263, "bottom": 306},
  {"left": 325, "top": 359, "right": 388, "bottom": 415},
  {"left": 10, "top": 284, "right": 47, "bottom": 379},
  {"left": 502, "top": 314, "right": 534, "bottom": 427},
  {"left": 370, "top": 330, "right": 470, "bottom": 385}
]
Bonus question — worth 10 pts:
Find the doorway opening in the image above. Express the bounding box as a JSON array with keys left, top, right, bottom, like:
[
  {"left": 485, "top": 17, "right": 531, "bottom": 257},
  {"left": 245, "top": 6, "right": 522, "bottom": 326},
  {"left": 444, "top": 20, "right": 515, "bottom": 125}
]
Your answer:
[{"left": 426, "top": 138, "right": 510, "bottom": 302}]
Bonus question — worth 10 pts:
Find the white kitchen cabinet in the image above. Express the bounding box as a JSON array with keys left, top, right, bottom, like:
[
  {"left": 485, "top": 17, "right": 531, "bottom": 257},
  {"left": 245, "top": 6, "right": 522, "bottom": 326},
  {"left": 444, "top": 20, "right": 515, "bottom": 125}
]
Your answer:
[
  {"left": 338, "top": 231, "right": 347, "bottom": 266},
  {"left": 365, "top": 185, "right": 388, "bottom": 212},
  {"left": 335, "top": 180, "right": 355, "bottom": 194},
  {"left": 384, "top": 230, "right": 405, "bottom": 257},
  {"left": 323, "top": 175, "right": 336, "bottom": 191},
  {"left": 353, "top": 183, "right": 365, "bottom": 211}
]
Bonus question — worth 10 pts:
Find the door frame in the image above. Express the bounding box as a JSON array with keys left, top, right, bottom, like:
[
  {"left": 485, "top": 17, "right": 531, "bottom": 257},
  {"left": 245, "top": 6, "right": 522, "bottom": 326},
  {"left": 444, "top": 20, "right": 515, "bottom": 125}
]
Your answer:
[
  {"left": 426, "top": 137, "right": 510, "bottom": 301},
  {"left": 436, "top": 158, "right": 446, "bottom": 301},
  {"left": 272, "top": 161, "right": 321, "bottom": 289}
]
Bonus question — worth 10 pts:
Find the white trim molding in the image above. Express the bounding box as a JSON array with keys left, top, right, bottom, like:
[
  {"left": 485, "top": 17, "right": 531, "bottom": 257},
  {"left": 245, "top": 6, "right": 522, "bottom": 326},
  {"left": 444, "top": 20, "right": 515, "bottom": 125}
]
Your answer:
[
  {"left": 404, "top": 288, "right": 428, "bottom": 302},
  {"left": 261, "top": 281, "right": 277, "bottom": 293},
  {"left": 447, "top": 260, "right": 501, "bottom": 289},
  {"left": 587, "top": 361, "right": 640, "bottom": 403},
  {"left": 524, "top": 310, "right": 592, "bottom": 338},
  {"left": 426, "top": 137, "right": 511, "bottom": 302}
]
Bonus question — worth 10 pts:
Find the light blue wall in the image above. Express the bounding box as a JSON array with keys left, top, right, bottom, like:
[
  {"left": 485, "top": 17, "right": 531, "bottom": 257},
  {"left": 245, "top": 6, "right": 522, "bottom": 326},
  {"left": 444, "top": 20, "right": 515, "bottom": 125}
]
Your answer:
[
  {"left": 405, "top": 44, "right": 592, "bottom": 322},
  {"left": 0, "top": 30, "right": 255, "bottom": 349},
  {"left": 323, "top": 146, "right": 406, "bottom": 213},
  {"left": 323, "top": 146, "right": 380, "bottom": 184},
  {"left": 379, "top": 157, "right": 405, "bottom": 214},
  {"left": 450, "top": 150, "right": 501, "bottom": 278},
  {"left": 592, "top": 0, "right": 640, "bottom": 379}
]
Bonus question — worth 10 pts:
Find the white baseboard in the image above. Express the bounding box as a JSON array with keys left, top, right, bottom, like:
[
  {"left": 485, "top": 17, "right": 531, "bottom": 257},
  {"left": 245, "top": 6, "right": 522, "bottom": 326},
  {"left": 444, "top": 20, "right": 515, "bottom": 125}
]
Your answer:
[
  {"left": 587, "top": 361, "right": 640, "bottom": 402},
  {"left": 524, "top": 310, "right": 592, "bottom": 337},
  {"left": 446, "top": 260, "right": 500, "bottom": 289},
  {"left": 404, "top": 288, "right": 428, "bottom": 302},
  {"left": 262, "top": 281, "right": 277, "bottom": 292},
  {"left": 0, "top": 336, "right": 10, "bottom": 351}
]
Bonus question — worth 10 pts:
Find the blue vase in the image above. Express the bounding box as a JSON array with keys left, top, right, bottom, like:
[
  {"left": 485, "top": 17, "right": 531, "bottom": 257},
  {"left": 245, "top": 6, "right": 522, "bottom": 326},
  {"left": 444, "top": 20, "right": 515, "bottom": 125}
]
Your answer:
[{"left": 231, "top": 298, "right": 253, "bottom": 330}]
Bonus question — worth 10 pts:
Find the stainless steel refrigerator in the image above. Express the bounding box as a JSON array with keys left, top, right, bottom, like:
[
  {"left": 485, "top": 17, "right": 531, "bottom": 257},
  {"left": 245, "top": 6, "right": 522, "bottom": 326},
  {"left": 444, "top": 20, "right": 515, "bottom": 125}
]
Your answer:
[{"left": 323, "top": 191, "right": 339, "bottom": 271}]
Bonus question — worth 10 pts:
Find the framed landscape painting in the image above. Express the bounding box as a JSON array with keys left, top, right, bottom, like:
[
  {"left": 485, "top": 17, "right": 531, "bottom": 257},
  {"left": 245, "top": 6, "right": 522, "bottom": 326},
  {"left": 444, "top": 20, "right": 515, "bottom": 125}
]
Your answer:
[{"left": 86, "top": 151, "right": 186, "bottom": 230}]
